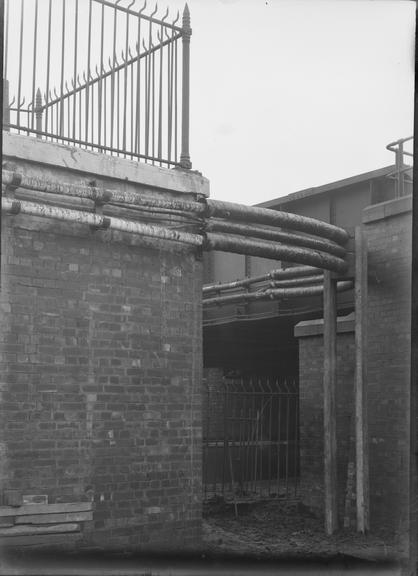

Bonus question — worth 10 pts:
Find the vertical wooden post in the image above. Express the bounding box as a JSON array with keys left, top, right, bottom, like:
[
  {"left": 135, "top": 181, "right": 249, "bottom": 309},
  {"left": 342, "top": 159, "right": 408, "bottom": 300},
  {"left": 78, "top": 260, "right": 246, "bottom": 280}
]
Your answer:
[
  {"left": 354, "top": 226, "right": 369, "bottom": 532},
  {"left": 179, "top": 4, "right": 192, "bottom": 169},
  {"left": 323, "top": 270, "right": 338, "bottom": 535}
]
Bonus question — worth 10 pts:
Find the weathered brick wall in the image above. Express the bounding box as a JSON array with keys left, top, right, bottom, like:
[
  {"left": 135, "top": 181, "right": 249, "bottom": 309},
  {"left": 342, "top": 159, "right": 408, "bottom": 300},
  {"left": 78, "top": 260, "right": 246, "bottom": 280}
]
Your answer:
[
  {"left": 363, "top": 197, "right": 411, "bottom": 549},
  {"left": 296, "top": 318, "right": 355, "bottom": 520},
  {"left": 295, "top": 196, "right": 412, "bottom": 555},
  {"left": 0, "top": 134, "right": 208, "bottom": 551}
]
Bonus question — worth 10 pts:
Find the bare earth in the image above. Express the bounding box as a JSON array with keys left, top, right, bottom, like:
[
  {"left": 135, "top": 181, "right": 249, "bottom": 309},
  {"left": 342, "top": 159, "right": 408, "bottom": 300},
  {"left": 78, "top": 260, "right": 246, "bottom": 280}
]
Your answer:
[{"left": 202, "top": 499, "right": 400, "bottom": 562}]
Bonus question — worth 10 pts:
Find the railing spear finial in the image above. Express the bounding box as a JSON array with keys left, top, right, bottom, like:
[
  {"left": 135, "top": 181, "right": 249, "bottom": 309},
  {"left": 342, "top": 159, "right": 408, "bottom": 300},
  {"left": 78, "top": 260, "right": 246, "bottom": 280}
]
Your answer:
[{"left": 179, "top": 3, "right": 192, "bottom": 169}]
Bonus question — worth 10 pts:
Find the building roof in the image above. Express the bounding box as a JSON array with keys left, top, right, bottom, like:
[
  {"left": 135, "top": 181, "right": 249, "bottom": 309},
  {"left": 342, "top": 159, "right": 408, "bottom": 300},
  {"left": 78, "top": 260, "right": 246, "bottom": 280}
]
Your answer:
[{"left": 256, "top": 164, "right": 396, "bottom": 209}]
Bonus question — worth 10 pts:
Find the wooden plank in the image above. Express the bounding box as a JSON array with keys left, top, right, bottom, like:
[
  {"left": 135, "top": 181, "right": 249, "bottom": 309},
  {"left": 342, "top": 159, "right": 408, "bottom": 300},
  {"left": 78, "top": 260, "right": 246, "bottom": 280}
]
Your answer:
[
  {"left": 0, "top": 502, "right": 93, "bottom": 518},
  {"left": 15, "top": 511, "right": 93, "bottom": 524},
  {"left": 354, "top": 226, "right": 369, "bottom": 532},
  {"left": 323, "top": 270, "right": 338, "bottom": 535},
  {"left": 0, "top": 523, "right": 80, "bottom": 537},
  {"left": 0, "top": 532, "right": 82, "bottom": 548}
]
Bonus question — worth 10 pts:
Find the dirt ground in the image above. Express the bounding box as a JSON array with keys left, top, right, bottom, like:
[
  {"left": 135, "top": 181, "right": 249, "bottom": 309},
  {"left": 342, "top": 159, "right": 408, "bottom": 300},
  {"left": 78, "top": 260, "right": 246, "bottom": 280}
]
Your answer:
[{"left": 202, "top": 498, "right": 400, "bottom": 562}]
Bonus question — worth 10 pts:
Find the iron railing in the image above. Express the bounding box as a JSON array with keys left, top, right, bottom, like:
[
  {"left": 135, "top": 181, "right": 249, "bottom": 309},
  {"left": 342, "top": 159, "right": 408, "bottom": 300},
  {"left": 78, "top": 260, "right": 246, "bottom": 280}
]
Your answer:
[
  {"left": 386, "top": 136, "right": 413, "bottom": 198},
  {"left": 203, "top": 376, "right": 299, "bottom": 503},
  {"left": 3, "top": 0, "right": 191, "bottom": 169}
]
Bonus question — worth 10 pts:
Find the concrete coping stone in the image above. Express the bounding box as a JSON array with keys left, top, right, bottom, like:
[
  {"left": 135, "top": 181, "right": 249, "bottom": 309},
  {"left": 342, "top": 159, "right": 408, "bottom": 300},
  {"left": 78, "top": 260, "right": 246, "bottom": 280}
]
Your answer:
[
  {"left": 3, "top": 132, "right": 210, "bottom": 197},
  {"left": 294, "top": 311, "right": 355, "bottom": 338},
  {"left": 362, "top": 194, "right": 412, "bottom": 224}
]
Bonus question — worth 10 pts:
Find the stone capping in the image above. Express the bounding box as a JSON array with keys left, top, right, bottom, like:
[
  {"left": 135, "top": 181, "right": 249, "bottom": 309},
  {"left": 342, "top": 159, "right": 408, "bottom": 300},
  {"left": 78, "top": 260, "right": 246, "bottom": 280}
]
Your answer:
[
  {"left": 362, "top": 194, "right": 412, "bottom": 224},
  {"left": 294, "top": 312, "right": 355, "bottom": 338},
  {"left": 3, "top": 132, "right": 210, "bottom": 197}
]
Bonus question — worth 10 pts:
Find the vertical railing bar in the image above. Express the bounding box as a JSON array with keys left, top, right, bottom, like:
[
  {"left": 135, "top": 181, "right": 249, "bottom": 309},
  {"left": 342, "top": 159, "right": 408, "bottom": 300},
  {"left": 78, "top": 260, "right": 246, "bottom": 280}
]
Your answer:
[
  {"left": 123, "top": 3, "right": 134, "bottom": 156},
  {"left": 117, "top": 65, "right": 120, "bottom": 154},
  {"left": 72, "top": 0, "right": 79, "bottom": 141},
  {"left": 144, "top": 40, "right": 149, "bottom": 160},
  {"left": 85, "top": 0, "right": 93, "bottom": 147},
  {"left": 98, "top": 1, "right": 105, "bottom": 150},
  {"left": 4, "top": 0, "right": 9, "bottom": 82},
  {"left": 91, "top": 71, "right": 94, "bottom": 150},
  {"left": 223, "top": 383, "right": 228, "bottom": 495},
  {"left": 45, "top": 0, "right": 53, "bottom": 134},
  {"left": 59, "top": 0, "right": 66, "bottom": 137},
  {"left": 55, "top": 96, "right": 59, "bottom": 142},
  {"left": 158, "top": 25, "right": 164, "bottom": 165},
  {"left": 30, "top": 0, "right": 39, "bottom": 130},
  {"left": 174, "top": 37, "right": 178, "bottom": 162},
  {"left": 180, "top": 4, "right": 191, "bottom": 168},
  {"left": 16, "top": 0, "right": 25, "bottom": 132},
  {"left": 50, "top": 101, "right": 54, "bottom": 142},
  {"left": 167, "top": 34, "right": 171, "bottom": 164},
  {"left": 67, "top": 91, "right": 70, "bottom": 140},
  {"left": 151, "top": 47, "right": 155, "bottom": 164},
  {"left": 111, "top": 3, "right": 119, "bottom": 155},
  {"left": 135, "top": 15, "right": 142, "bottom": 156},
  {"left": 78, "top": 80, "right": 82, "bottom": 144},
  {"left": 130, "top": 51, "right": 134, "bottom": 158},
  {"left": 103, "top": 73, "right": 107, "bottom": 147},
  {"left": 167, "top": 22, "right": 176, "bottom": 164}
]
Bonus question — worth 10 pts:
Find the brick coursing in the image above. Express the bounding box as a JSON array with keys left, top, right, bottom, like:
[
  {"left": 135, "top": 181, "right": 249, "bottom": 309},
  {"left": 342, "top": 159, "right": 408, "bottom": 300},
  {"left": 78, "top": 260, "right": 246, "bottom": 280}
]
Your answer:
[
  {"left": 0, "top": 211, "right": 203, "bottom": 551},
  {"left": 296, "top": 202, "right": 411, "bottom": 556},
  {"left": 365, "top": 210, "right": 411, "bottom": 550},
  {"left": 298, "top": 333, "right": 355, "bottom": 520}
]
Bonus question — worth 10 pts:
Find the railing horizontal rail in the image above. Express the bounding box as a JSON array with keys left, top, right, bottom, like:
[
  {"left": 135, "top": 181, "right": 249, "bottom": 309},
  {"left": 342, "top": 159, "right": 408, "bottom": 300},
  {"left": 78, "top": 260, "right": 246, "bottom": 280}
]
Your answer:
[
  {"left": 39, "top": 32, "right": 182, "bottom": 112},
  {"left": 3, "top": 124, "right": 178, "bottom": 165},
  {"left": 93, "top": 0, "right": 183, "bottom": 31},
  {"left": 3, "top": 0, "right": 191, "bottom": 169}
]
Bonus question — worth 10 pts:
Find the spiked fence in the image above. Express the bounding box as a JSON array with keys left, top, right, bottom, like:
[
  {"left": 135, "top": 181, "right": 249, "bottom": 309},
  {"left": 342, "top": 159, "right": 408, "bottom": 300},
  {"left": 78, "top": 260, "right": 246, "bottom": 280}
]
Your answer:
[
  {"left": 3, "top": 0, "right": 191, "bottom": 168},
  {"left": 203, "top": 376, "right": 299, "bottom": 503}
]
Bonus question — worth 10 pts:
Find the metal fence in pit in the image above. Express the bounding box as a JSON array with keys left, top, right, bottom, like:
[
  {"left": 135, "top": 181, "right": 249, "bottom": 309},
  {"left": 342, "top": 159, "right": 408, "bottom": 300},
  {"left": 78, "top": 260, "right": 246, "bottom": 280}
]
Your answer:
[{"left": 203, "top": 376, "right": 299, "bottom": 502}]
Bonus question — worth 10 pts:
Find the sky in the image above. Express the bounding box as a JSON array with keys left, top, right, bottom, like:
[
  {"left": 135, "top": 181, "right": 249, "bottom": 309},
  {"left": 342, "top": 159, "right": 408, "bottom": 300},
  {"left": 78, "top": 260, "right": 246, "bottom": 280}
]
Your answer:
[
  {"left": 168, "top": 0, "right": 415, "bottom": 203},
  {"left": 5, "top": 0, "right": 415, "bottom": 205}
]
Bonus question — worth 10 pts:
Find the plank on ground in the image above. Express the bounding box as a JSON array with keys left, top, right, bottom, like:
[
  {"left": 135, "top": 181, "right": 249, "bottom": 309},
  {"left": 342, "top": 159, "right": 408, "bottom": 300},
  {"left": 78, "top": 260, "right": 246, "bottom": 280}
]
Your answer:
[
  {"left": 0, "top": 502, "right": 93, "bottom": 517},
  {"left": 0, "top": 523, "right": 80, "bottom": 536},
  {"left": 0, "top": 532, "right": 83, "bottom": 548},
  {"left": 15, "top": 511, "right": 93, "bottom": 524}
]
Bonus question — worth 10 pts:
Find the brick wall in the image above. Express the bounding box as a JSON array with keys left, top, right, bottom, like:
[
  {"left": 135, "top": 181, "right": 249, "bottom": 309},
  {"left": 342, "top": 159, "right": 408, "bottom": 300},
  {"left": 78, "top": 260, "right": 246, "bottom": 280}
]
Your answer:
[
  {"left": 296, "top": 317, "right": 355, "bottom": 520},
  {"left": 0, "top": 135, "right": 207, "bottom": 551},
  {"left": 363, "top": 197, "right": 412, "bottom": 550},
  {"left": 295, "top": 196, "right": 412, "bottom": 556}
]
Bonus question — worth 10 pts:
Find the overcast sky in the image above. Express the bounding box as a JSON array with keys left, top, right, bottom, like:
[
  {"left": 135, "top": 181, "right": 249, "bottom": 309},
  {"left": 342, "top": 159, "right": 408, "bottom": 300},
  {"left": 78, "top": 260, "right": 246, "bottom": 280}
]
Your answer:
[
  {"left": 6, "top": 0, "right": 415, "bottom": 205},
  {"left": 167, "top": 0, "right": 415, "bottom": 203}
]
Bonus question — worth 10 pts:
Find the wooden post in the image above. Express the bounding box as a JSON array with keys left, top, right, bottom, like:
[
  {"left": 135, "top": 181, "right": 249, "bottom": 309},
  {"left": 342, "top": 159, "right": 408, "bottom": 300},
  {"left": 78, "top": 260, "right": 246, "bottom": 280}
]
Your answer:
[
  {"left": 354, "top": 226, "right": 369, "bottom": 532},
  {"left": 323, "top": 270, "right": 338, "bottom": 535}
]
